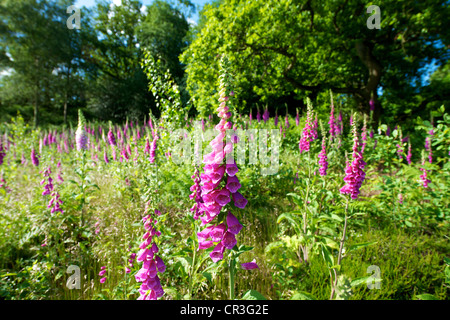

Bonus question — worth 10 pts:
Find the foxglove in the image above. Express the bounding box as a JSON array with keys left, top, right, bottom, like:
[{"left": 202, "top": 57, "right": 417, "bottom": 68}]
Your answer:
[
  {"left": 299, "top": 99, "right": 314, "bottom": 154},
  {"left": 75, "top": 110, "right": 88, "bottom": 151},
  {"left": 318, "top": 135, "right": 328, "bottom": 176},
  {"left": 135, "top": 203, "right": 165, "bottom": 300},
  {"left": 195, "top": 56, "right": 247, "bottom": 262},
  {"left": 340, "top": 116, "right": 366, "bottom": 200}
]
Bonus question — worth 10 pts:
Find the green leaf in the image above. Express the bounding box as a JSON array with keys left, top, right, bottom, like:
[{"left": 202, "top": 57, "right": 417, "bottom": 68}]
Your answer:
[
  {"left": 287, "top": 193, "right": 303, "bottom": 207},
  {"left": 291, "top": 291, "right": 316, "bottom": 300},
  {"left": 321, "top": 237, "right": 339, "bottom": 250},
  {"left": 202, "top": 272, "right": 212, "bottom": 284},
  {"left": 347, "top": 241, "right": 377, "bottom": 253},
  {"left": 443, "top": 257, "right": 450, "bottom": 265},
  {"left": 329, "top": 213, "right": 343, "bottom": 222},
  {"left": 277, "top": 213, "right": 301, "bottom": 232},
  {"left": 321, "top": 243, "right": 334, "bottom": 268},
  {"left": 174, "top": 257, "right": 192, "bottom": 273},
  {"left": 350, "top": 276, "right": 381, "bottom": 287},
  {"left": 264, "top": 241, "right": 284, "bottom": 253},
  {"left": 238, "top": 245, "right": 254, "bottom": 252},
  {"left": 242, "top": 289, "right": 267, "bottom": 300},
  {"left": 1, "top": 273, "right": 17, "bottom": 277}
]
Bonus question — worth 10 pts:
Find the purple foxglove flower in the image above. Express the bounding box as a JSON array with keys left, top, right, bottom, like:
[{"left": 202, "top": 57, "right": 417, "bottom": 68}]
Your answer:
[
  {"left": 263, "top": 108, "right": 270, "bottom": 124},
  {"left": 232, "top": 191, "right": 248, "bottom": 209},
  {"left": 147, "top": 260, "right": 158, "bottom": 278},
  {"left": 241, "top": 259, "right": 259, "bottom": 270},
  {"left": 206, "top": 202, "right": 223, "bottom": 217},
  {"left": 215, "top": 188, "right": 231, "bottom": 206},
  {"left": 210, "top": 242, "right": 225, "bottom": 263},
  {"left": 200, "top": 179, "right": 219, "bottom": 194},
  {"left": 226, "top": 212, "right": 243, "bottom": 235},
  {"left": 202, "top": 190, "right": 218, "bottom": 206},
  {"left": 0, "top": 143, "right": 6, "bottom": 165},
  {"left": 149, "top": 134, "right": 158, "bottom": 164},
  {"left": 103, "top": 150, "right": 109, "bottom": 163},
  {"left": 208, "top": 165, "right": 225, "bottom": 184},
  {"left": 198, "top": 240, "right": 215, "bottom": 250},
  {"left": 225, "top": 162, "right": 239, "bottom": 176},
  {"left": 198, "top": 226, "right": 214, "bottom": 240},
  {"left": 340, "top": 119, "right": 366, "bottom": 200},
  {"left": 226, "top": 175, "right": 241, "bottom": 193},
  {"left": 210, "top": 223, "right": 226, "bottom": 242},
  {"left": 318, "top": 137, "right": 328, "bottom": 176},
  {"left": 196, "top": 56, "right": 247, "bottom": 262},
  {"left": 221, "top": 231, "right": 237, "bottom": 249},
  {"left": 420, "top": 167, "right": 431, "bottom": 188},
  {"left": 398, "top": 193, "right": 403, "bottom": 205},
  {"left": 406, "top": 144, "right": 412, "bottom": 165},
  {"left": 299, "top": 102, "right": 314, "bottom": 153},
  {"left": 137, "top": 248, "right": 150, "bottom": 262},
  {"left": 31, "top": 148, "right": 39, "bottom": 167},
  {"left": 107, "top": 129, "right": 116, "bottom": 146},
  {"left": 329, "top": 104, "right": 336, "bottom": 138},
  {"left": 155, "top": 256, "right": 166, "bottom": 273}
]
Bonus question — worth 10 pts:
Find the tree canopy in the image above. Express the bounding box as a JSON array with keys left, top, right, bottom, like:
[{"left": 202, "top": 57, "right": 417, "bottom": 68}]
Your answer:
[
  {"left": 0, "top": 0, "right": 448, "bottom": 126},
  {"left": 181, "top": 0, "right": 450, "bottom": 120}
]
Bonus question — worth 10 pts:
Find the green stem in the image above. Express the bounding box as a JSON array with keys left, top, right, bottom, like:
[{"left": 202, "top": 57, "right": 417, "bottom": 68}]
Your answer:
[
  {"left": 189, "top": 221, "right": 197, "bottom": 299},
  {"left": 302, "top": 151, "right": 311, "bottom": 262},
  {"left": 228, "top": 253, "right": 235, "bottom": 300},
  {"left": 80, "top": 151, "right": 86, "bottom": 228},
  {"left": 330, "top": 196, "right": 350, "bottom": 300}
]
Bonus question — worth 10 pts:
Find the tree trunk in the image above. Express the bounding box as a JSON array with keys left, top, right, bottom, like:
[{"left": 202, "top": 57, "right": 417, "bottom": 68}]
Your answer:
[{"left": 355, "top": 40, "right": 382, "bottom": 123}]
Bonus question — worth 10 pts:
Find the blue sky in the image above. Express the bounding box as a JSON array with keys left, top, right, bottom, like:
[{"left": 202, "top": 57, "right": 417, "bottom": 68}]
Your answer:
[{"left": 74, "top": 0, "right": 212, "bottom": 23}]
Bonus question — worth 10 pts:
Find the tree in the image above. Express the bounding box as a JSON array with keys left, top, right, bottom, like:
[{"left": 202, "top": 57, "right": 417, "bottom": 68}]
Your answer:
[
  {"left": 181, "top": 0, "right": 450, "bottom": 119},
  {"left": 137, "top": 0, "right": 189, "bottom": 82},
  {"left": 0, "top": 0, "right": 91, "bottom": 126},
  {"left": 86, "top": 0, "right": 152, "bottom": 121}
]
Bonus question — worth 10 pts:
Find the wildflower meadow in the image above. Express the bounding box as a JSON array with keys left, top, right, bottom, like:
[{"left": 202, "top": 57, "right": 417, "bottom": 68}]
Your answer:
[{"left": 0, "top": 0, "right": 449, "bottom": 309}]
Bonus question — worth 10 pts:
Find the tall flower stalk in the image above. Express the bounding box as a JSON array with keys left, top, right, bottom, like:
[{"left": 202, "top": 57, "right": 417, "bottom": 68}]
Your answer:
[
  {"left": 296, "top": 97, "right": 316, "bottom": 263},
  {"left": 299, "top": 99, "right": 314, "bottom": 154},
  {"left": 328, "top": 91, "right": 337, "bottom": 139},
  {"left": 194, "top": 55, "right": 247, "bottom": 299},
  {"left": 340, "top": 115, "right": 366, "bottom": 200},
  {"left": 406, "top": 142, "right": 412, "bottom": 164},
  {"left": 75, "top": 110, "right": 88, "bottom": 152},
  {"left": 0, "top": 142, "right": 5, "bottom": 165},
  {"left": 135, "top": 202, "right": 166, "bottom": 300},
  {"left": 330, "top": 113, "right": 366, "bottom": 300},
  {"left": 419, "top": 150, "right": 431, "bottom": 188},
  {"left": 318, "top": 123, "right": 328, "bottom": 176}
]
